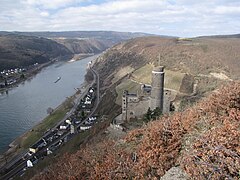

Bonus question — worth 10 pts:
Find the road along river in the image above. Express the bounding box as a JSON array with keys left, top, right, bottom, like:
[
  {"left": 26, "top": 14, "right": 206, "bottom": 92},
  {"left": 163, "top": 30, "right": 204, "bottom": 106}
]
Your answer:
[{"left": 0, "top": 55, "right": 98, "bottom": 153}]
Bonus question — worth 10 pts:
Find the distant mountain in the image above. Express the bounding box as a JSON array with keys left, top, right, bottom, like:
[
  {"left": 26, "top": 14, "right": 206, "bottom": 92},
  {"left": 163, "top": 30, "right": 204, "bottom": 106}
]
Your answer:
[
  {"left": 198, "top": 33, "right": 240, "bottom": 38},
  {"left": 0, "top": 31, "right": 154, "bottom": 71},
  {"left": 0, "top": 34, "right": 73, "bottom": 71},
  {"left": 0, "top": 31, "right": 153, "bottom": 44},
  {"left": 53, "top": 38, "right": 111, "bottom": 54}
]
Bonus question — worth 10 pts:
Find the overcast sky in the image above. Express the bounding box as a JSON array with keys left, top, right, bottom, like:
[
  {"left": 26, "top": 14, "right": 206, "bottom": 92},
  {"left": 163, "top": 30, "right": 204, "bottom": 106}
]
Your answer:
[{"left": 0, "top": 0, "right": 240, "bottom": 37}]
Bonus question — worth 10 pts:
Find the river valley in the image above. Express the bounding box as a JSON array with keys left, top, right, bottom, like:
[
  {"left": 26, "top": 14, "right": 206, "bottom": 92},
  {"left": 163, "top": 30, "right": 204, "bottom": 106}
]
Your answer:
[{"left": 0, "top": 55, "right": 97, "bottom": 153}]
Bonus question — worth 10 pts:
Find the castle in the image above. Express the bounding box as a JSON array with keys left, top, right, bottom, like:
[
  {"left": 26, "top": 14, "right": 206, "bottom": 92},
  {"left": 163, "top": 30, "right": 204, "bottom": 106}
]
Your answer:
[{"left": 121, "top": 65, "right": 171, "bottom": 121}]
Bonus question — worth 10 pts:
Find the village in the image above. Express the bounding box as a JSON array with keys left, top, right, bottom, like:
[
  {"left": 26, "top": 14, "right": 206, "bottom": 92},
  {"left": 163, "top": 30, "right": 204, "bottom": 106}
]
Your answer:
[
  {"left": 1, "top": 80, "right": 100, "bottom": 178},
  {"left": 0, "top": 67, "right": 26, "bottom": 88},
  {"left": 0, "top": 61, "right": 55, "bottom": 91}
]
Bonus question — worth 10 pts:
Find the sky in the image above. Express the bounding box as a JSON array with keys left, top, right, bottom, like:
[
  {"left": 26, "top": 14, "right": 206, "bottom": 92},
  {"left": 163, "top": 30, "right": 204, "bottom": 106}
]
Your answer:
[{"left": 0, "top": 0, "right": 240, "bottom": 37}]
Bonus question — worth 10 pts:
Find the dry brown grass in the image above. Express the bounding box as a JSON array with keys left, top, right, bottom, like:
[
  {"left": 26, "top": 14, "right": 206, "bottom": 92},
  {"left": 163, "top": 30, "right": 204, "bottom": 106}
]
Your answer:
[
  {"left": 33, "top": 82, "right": 240, "bottom": 180},
  {"left": 94, "top": 36, "right": 240, "bottom": 97}
]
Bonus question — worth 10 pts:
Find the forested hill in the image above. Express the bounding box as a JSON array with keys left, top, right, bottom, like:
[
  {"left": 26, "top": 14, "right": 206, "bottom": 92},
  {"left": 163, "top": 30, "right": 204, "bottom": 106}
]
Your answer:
[
  {"left": 0, "top": 34, "right": 73, "bottom": 71},
  {"left": 53, "top": 38, "right": 110, "bottom": 54},
  {"left": 0, "top": 31, "right": 153, "bottom": 71}
]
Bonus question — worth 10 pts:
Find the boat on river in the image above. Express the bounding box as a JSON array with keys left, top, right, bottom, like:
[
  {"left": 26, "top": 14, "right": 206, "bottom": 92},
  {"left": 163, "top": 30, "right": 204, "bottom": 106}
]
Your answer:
[{"left": 54, "top": 77, "right": 61, "bottom": 83}]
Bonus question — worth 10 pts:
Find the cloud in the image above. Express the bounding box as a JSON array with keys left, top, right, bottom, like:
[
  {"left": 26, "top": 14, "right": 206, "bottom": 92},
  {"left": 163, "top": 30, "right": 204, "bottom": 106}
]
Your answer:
[
  {"left": 23, "top": 0, "right": 86, "bottom": 10},
  {"left": 40, "top": 11, "right": 50, "bottom": 17},
  {"left": 0, "top": 0, "right": 239, "bottom": 37},
  {"left": 214, "top": 6, "right": 240, "bottom": 14}
]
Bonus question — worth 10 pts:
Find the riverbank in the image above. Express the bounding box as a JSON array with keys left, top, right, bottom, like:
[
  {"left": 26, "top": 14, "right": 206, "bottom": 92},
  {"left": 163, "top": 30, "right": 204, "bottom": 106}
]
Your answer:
[
  {"left": 0, "top": 60, "right": 55, "bottom": 94},
  {"left": 68, "top": 53, "right": 96, "bottom": 64},
  {"left": 0, "top": 55, "right": 97, "bottom": 169},
  {"left": 0, "top": 79, "right": 91, "bottom": 168},
  {"left": 0, "top": 54, "right": 76, "bottom": 94}
]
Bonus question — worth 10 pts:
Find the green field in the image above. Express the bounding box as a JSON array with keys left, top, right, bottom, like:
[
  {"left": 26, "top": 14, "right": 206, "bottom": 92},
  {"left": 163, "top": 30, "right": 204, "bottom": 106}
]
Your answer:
[
  {"left": 132, "top": 64, "right": 185, "bottom": 90},
  {"left": 115, "top": 64, "right": 185, "bottom": 105},
  {"left": 131, "top": 63, "right": 153, "bottom": 84},
  {"left": 20, "top": 97, "right": 74, "bottom": 149}
]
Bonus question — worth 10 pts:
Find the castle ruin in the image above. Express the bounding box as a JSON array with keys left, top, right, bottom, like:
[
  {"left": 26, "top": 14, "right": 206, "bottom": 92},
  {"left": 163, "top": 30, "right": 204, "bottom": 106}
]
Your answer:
[{"left": 121, "top": 65, "right": 171, "bottom": 122}]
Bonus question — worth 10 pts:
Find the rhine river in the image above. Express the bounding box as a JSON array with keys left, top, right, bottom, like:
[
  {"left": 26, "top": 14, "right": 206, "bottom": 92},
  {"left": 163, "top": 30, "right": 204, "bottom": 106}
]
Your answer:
[{"left": 0, "top": 55, "right": 97, "bottom": 153}]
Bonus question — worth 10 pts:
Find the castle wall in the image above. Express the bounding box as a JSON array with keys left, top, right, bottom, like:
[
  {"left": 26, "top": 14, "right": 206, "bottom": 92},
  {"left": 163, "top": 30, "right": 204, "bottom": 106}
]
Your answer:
[
  {"left": 179, "top": 73, "right": 194, "bottom": 94},
  {"left": 126, "top": 98, "right": 150, "bottom": 121},
  {"left": 122, "top": 91, "right": 140, "bottom": 121},
  {"left": 121, "top": 65, "right": 173, "bottom": 122},
  {"left": 163, "top": 90, "right": 171, "bottom": 114}
]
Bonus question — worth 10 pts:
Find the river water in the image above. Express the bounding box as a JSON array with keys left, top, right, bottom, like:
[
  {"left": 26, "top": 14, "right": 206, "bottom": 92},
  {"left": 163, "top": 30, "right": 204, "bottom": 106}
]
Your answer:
[{"left": 0, "top": 55, "right": 97, "bottom": 153}]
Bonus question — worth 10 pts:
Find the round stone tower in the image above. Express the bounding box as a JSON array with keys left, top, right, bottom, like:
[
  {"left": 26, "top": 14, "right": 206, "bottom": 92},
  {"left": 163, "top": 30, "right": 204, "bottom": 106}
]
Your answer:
[{"left": 150, "top": 66, "right": 164, "bottom": 111}]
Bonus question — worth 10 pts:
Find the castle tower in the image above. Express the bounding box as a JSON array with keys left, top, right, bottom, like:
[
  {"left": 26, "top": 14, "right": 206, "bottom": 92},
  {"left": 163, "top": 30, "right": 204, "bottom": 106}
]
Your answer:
[
  {"left": 122, "top": 90, "right": 128, "bottom": 121},
  {"left": 150, "top": 66, "right": 165, "bottom": 112}
]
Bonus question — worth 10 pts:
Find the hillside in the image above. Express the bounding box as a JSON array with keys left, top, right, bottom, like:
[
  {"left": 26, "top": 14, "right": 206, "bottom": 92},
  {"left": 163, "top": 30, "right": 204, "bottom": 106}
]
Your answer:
[
  {"left": 94, "top": 36, "right": 240, "bottom": 82},
  {"left": 199, "top": 33, "right": 240, "bottom": 38},
  {"left": 0, "top": 31, "right": 153, "bottom": 71},
  {"left": 0, "top": 34, "right": 73, "bottom": 71},
  {"left": 93, "top": 36, "right": 240, "bottom": 102},
  {"left": 33, "top": 81, "right": 240, "bottom": 179},
  {"left": 53, "top": 38, "right": 110, "bottom": 54},
  {"left": 14, "top": 36, "right": 240, "bottom": 179},
  {"left": 0, "top": 31, "right": 152, "bottom": 45}
]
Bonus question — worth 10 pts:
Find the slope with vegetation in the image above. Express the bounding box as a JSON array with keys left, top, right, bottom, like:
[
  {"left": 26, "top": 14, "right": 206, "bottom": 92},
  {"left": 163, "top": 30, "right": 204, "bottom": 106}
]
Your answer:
[
  {"left": 0, "top": 31, "right": 152, "bottom": 71},
  {"left": 92, "top": 36, "right": 240, "bottom": 113},
  {"left": 33, "top": 82, "right": 240, "bottom": 179},
  {"left": 0, "top": 34, "right": 73, "bottom": 71},
  {"left": 93, "top": 36, "right": 240, "bottom": 96},
  {"left": 22, "top": 35, "right": 240, "bottom": 179},
  {"left": 0, "top": 31, "right": 151, "bottom": 44},
  {"left": 53, "top": 38, "right": 110, "bottom": 54}
]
